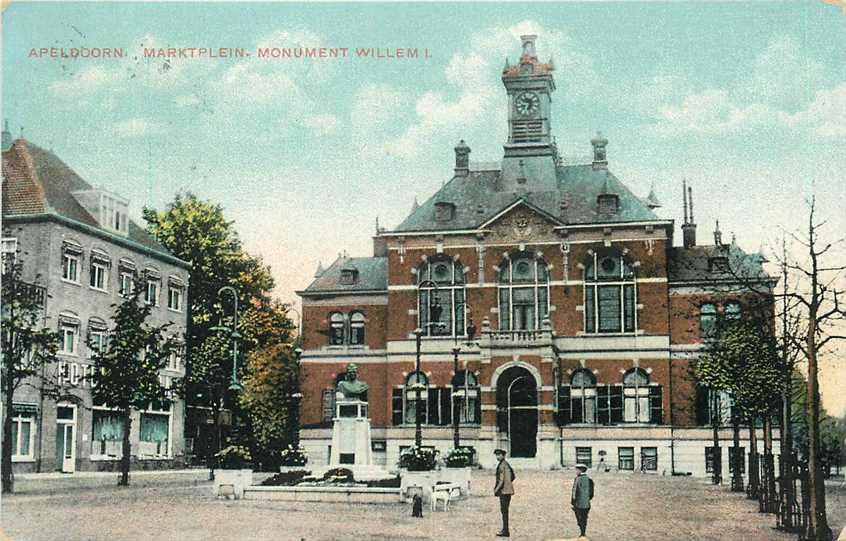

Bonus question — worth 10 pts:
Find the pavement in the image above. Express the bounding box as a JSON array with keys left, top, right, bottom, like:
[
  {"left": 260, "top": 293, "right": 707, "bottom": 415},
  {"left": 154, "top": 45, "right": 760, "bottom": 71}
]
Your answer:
[{"left": 1, "top": 469, "right": 843, "bottom": 541}]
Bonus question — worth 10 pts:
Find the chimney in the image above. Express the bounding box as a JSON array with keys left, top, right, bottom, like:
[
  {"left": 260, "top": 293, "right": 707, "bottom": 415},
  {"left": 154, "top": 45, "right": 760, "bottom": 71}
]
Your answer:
[
  {"left": 681, "top": 180, "right": 697, "bottom": 248},
  {"left": 1, "top": 120, "right": 12, "bottom": 151},
  {"left": 591, "top": 131, "right": 608, "bottom": 170},
  {"left": 454, "top": 139, "right": 470, "bottom": 177},
  {"left": 714, "top": 220, "right": 723, "bottom": 247}
]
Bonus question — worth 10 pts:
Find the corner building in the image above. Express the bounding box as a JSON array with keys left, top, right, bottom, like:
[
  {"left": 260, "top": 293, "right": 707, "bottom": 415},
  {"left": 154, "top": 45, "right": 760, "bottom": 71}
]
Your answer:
[{"left": 298, "top": 36, "right": 777, "bottom": 476}]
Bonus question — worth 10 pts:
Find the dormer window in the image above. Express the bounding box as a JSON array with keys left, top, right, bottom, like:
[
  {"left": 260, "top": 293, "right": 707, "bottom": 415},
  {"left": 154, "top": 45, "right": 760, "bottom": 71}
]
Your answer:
[
  {"left": 101, "top": 194, "right": 129, "bottom": 235},
  {"left": 339, "top": 266, "right": 358, "bottom": 285},
  {"left": 708, "top": 256, "right": 729, "bottom": 272},
  {"left": 434, "top": 202, "right": 455, "bottom": 222},
  {"left": 597, "top": 194, "right": 619, "bottom": 215}
]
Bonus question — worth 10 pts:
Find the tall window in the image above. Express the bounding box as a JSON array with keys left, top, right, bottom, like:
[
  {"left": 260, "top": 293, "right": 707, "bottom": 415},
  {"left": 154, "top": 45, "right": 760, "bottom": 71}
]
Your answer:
[
  {"left": 418, "top": 257, "right": 465, "bottom": 336},
  {"left": 168, "top": 286, "right": 183, "bottom": 312},
  {"left": 118, "top": 260, "right": 136, "bottom": 297},
  {"left": 11, "top": 407, "right": 35, "bottom": 460},
  {"left": 145, "top": 279, "right": 160, "bottom": 306},
  {"left": 618, "top": 447, "right": 635, "bottom": 471},
  {"left": 140, "top": 412, "right": 170, "bottom": 457},
  {"left": 569, "top": 370, "right": 597, "bottom": 424},
  {"left": 349, "top": 312, "right": 365, "bottom": 345},
  {"left": 1, "top": 238, "right": 17, "bottom": 271},
  {"left": 452, "top": 370, "right": 480, "bottom": 424},
  {"left": 59, "top": 321, "right": 79, "bottom": 355},
  {"left": 329, "top": 312, "right": 345, "bottom": 345},
  {"left": 641, "top": 447, "right": 658, "bottom": 471},
  {"left": 403, "top": 372, "right": 429, "bottom": 424},
  {"left": 584, "top": 251, "right": 636, "bottom": 333},
  {"left": 497, "top": 252, "right": 549, "bottom": 331},
  {"left": 61, "top": 250, "right": 80, "bottom": 283},
  {"left": 92, "top": 409, "right": 124, "bottom": 457},
  {"left": 623, "top": 369, "right": 651, "bottom": 423},
  {"left": 700, "top": 303, "right": 717, "bottom": 339}
]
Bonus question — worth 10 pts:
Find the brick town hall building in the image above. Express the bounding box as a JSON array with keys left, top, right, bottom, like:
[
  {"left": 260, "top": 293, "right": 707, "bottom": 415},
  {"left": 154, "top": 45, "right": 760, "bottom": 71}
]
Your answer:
[{"left": 297, "top": 35, "right": 777, "bottom": 476}]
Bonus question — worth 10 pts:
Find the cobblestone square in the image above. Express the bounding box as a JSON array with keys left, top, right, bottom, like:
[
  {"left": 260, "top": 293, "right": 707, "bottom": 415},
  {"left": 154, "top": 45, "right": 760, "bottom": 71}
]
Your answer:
[{"left": 3, "top": 470, "right": 844, "bottom": 541}]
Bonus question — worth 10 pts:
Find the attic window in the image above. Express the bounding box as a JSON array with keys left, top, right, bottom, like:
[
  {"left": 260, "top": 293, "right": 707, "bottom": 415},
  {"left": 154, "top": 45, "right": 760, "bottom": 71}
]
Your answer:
[
  {"left": 597, "top": 194, "right": 619, "bottom": 215},
  {"left": 100, "top": 193, "right": 129, "bottom": 236},
  {"left": 708, "top": 256, "right": 729, "bottom": 272},
  {"left": 434, "top": 202, "right": 455, "bottom": 222},
  {"left": 340, "top": 267, "right": 358, "bottom": 285}
]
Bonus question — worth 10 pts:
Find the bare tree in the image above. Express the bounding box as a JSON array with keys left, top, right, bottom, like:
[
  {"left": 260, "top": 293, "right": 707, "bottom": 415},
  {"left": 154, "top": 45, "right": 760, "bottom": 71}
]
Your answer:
[{"left": 777, "top": 196, "right": 845, "bottom": 541}]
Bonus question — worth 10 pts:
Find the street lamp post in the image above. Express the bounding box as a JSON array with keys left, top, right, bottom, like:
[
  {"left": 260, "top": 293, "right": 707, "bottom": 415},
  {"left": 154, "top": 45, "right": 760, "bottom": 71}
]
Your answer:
[
  {"left": 290, "top": 347, "right": 303, "bottom": 448},
  {"left": 451, "top": 310, "right": 477, "bottom": 450},
  {"left": 211, "top": 286, "right": 243, "bottom": 392},
  {"left": 413, "top": 279, "right": 442, "bottom": 450}
]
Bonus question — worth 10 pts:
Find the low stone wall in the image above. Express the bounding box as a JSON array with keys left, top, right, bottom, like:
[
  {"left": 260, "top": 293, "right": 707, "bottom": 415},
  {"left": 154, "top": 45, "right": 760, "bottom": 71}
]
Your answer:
[{"left": 243, "top": 485, "right": 401, "bottom": 504}]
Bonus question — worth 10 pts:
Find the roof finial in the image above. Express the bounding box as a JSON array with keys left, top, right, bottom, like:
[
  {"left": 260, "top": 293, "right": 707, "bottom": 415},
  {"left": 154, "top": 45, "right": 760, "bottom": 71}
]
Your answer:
[
  {"left": 520, "top": 35, "right": 537, "bottom": 59},
  {"left": 410, "top": 197, "right": 420, "bottom": 214},
  {"left": 314, "top": 261, "right": 325, "bottom": 277},
  {"left": 714, "top": 220, "right": 722, "bottom": 247},
  {"left": 375, "top": 216, "right": 380, "bottom": 233},
  {"left": 645, "top": 182, "right": 661, "bottom": 209}
]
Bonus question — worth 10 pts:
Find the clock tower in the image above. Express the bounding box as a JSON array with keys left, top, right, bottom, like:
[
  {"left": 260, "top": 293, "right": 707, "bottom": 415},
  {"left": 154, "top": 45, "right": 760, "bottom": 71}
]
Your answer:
[{"left": 500, "top": 35, "right": 557, "bottom": 191}]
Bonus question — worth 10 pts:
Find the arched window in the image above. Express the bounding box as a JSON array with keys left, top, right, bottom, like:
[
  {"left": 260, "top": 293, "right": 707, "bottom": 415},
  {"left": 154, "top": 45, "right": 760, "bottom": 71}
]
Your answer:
[
  {"left": 623, "top": 369, "right": 650, "bottom": 423},
  {"left": 349, "top": 312, "right": 365, "bottom": 345},
  {"left": 724, "top": 301, "right": 742, "bottom": 323},
  {"left": 418, "top": 257, "right": 465, "bottom": 337},
  {"left": 404, "top": 372, "right": 429, "bottom": 424},
  {"left": 570, "top": 370, "right": 597, "bottom": 423},
  {"left": 700, "top": 303, "right": 717, "bottom": 339},
  {"left": 329, "top": 312, "right": 345, "bottom": 345},
  {"left": 584, "top": 251, "right": 636, "bottom": 333},
  {"left": 497, "top": 252, "right": 549, "bottom": 330},
  {"left": 452, "top": 370, "right": 480, "bottom": 424}
]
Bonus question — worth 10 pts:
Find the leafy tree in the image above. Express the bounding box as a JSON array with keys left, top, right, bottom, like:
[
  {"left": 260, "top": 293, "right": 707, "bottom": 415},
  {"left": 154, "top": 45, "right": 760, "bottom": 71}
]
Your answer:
[
  {"left": 1, "top": 257, "right": 60, "bottom": 493},
  {"left": 697, "top": 320, "right": 783, "bottom": 495},
  {"left": 143, "top": 193, "right": 294, "bottom": 468},
  {"left": 239, "top": 343, "right": 300, "bottom": 470},
  {"left": 89, "top": 275, "right": 178, "bottom": 486}
]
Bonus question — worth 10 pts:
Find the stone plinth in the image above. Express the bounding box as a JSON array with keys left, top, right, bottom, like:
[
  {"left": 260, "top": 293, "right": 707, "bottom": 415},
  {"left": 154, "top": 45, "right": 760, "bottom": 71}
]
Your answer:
[{"left": 329, "top": 399, "right": 373, "bottom": 466}]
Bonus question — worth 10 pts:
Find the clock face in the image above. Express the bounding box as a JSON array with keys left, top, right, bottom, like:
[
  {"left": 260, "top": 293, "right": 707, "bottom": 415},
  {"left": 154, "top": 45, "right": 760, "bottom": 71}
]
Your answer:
[{"left": 515, "top": 92, "right": 540, "bottom": 116}]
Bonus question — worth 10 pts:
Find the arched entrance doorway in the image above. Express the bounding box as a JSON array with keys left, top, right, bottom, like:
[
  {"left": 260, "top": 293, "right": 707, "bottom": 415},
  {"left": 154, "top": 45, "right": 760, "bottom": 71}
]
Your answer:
[{"left": 496, "top": 366, "right": 538, "bottom": 458}]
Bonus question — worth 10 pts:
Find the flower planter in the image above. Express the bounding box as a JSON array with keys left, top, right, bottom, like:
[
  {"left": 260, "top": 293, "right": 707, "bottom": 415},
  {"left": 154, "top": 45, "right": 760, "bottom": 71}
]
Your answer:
[
  {"left": 440, "top": 466, "right": 472, "bottom": 497},
  {"left": 214, "top": 468, "right": 253, "bottom": 499},
  {"left": 399, "top": 468, "right": 437, "bottom": 503}
]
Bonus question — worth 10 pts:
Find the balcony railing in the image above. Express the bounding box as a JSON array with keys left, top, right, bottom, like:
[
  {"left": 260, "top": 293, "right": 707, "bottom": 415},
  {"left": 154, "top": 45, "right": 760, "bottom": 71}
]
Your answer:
[{"left": 480, "top": 319, "right": 553, "bottom": 346}]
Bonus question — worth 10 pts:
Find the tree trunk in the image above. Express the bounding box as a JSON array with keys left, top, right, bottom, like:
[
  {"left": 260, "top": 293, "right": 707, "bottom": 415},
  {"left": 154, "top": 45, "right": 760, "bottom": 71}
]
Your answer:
[
  {"left": 711, "top": 391, "right": 721, "bottom": 485},
  {"left": 806, "top": 308, "right": 831, "bottom": 540},
  {"left": 748, "top": 418, "right": 759, "bottom": 499},
  {"left": 2, "top": 375, "right": 15, "bottom": 494},
  {"left": 781, "top": 371, "right": 795, "bottom": 529},
  {"left": 763, "top": 415, "right": 777, "bottom": 512},
  {"left": 209, "top": 401, "right": 221, "bottom": 481},
  {"left": 119, "top": 409, "right": 132, "bottom": 486},
  {"left": 731, "top": 414, "right": 744, "bottom": 492}
]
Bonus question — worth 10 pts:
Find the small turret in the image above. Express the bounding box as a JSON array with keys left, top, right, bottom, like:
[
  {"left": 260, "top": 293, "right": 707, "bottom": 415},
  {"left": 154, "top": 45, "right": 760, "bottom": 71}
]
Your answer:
[
  {"left": 591, "top": 131, "right": 608, "bottom": 170},
  {"left": 454, "top": 140, "right": 470, "bottom": 177}
]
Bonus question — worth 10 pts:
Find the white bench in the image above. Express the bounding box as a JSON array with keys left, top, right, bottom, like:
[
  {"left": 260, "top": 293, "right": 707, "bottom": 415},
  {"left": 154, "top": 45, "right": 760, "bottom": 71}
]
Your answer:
[{"left": 431, "top": 482, "right": 461, "bottom": 511}]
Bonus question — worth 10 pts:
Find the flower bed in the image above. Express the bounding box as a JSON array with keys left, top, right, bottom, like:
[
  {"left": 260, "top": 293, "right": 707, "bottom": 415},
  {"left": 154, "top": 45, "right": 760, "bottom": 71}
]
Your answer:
[{"left": 399, "top": 446, "right": 437, "bottom": 471}]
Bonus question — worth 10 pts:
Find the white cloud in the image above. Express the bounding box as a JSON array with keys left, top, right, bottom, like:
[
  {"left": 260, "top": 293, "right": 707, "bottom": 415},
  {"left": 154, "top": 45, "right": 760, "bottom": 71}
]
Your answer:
[
  {"left": 738, "top": 36, "right": 824, "bottom": 110},
  {"left": 654, "top": 89, "right": 777, "bottom": 135},
  {"left": 218, "top": 63, "right": 302, "bottom": 106},
  {"left": 174, "top": 94, "right": 201, "bottom": 107},
  {"left": 304, "top": 114, "right": 339, "bottom": 136},
  {"left": 375, "top": 20, "right": 601, "bottom": 160},
  {"left": 48, "top": 66, "right": 121, "bottom": 98},
  {"left": 783, "top": 83, "right": 846, "bottom": 137},
  {"left": 112, "top": 118, "right": 164, "bottom": 138}
]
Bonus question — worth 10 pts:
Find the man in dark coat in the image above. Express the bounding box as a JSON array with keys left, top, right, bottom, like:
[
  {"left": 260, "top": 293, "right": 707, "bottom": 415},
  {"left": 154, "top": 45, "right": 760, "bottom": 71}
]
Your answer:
[
  {"left": 493, "top": 448, "right": 515, "bottom": 537},
  {"left": 571, "top": 463, "right": 594, "bottom": 538}
]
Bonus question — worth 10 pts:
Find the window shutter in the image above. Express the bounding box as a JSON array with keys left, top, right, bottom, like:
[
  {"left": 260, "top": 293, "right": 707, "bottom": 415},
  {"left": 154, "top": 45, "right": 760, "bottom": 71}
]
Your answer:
[
  {"left": 649, "top": 386, "right": 663, "bottom": 424},
  {"left": 610, "top": 385, "right": 624, "bottom": 423},
  {"left": 428, "top": 388, "right": 440, "bottom": 425},
  {"left": 585, "top": 287, "right": 595, "bottom": 333},
  {"left": 557, "top": 385, "right": 571, "bottom": 426},
  {"left": 391, "top": 388, "right": 403, "bottom": 425},
  {"left": 440, "top": 387, "right": 452, "bottom": 426},
  {"left": 597, "top": 385, "right": 611, "bottom": 425}
]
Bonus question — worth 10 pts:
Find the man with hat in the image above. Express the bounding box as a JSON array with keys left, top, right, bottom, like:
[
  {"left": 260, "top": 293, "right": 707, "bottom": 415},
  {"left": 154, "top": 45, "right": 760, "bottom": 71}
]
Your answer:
[
  {"left": 571, "top": 463, "right": 594, "bottom": 538},
  {"left": 493, "top": 448, "right": 515, "bottom": 537}
]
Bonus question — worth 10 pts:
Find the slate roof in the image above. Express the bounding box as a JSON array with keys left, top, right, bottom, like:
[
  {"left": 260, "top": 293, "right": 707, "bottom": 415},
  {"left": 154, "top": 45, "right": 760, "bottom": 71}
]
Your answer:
[
  {"left": 302, "top": 256, "right": 387, "bottom": 295},
  {"left": 392, "top": 164, "right": 659, "bottom": 233},
  {"left": 2, "top": 139, "right": 187, "bottom": 265},
  {"left": 668, "top": 243, "right": 774, "bottom": 284}
]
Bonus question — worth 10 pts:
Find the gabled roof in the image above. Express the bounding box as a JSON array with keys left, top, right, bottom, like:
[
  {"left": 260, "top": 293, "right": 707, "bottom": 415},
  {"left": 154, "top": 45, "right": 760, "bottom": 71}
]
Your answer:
[
  {"left": 391, "top": 164, "right": 659, "bottom": 233},
  {"left": 2, "top": 139, "right": 187, "bottom": 265},
  {"left": 668, "top": 243, "right": 774, "bottom": 285},
  {"left": 302, "top": 256, "right": 387, "bottom": 295}
]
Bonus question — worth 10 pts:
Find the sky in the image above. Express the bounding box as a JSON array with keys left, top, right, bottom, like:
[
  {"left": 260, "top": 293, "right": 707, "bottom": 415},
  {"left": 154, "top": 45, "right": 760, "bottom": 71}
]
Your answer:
[{"left": 2, "top": 1, "right": 845, "bottom": 415}]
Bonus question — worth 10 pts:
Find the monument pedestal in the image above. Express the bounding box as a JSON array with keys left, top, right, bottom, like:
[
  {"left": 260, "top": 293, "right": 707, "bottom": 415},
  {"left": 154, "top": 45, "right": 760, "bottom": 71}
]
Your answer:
[{"left": 329, "top": 399, "right": 373, "bottom": 466}]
